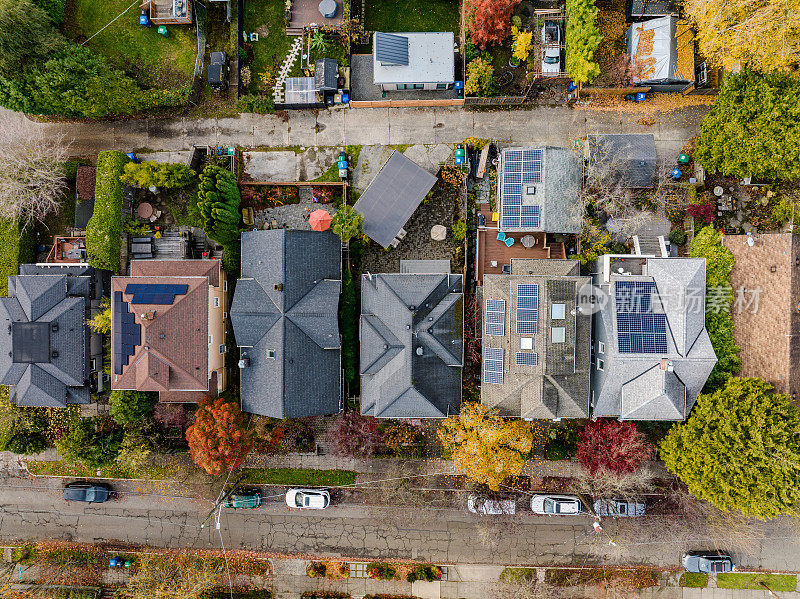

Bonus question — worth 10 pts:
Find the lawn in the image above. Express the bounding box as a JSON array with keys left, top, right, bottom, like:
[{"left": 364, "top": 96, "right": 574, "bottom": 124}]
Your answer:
[
  {"left": 679, "top": 572, "right": 708, "bottom": 588},
  {"left": 500, "top": 568, "right": 537, "bottom": 583},
  {"left": 243, "top": 0, "right": 291, "bottom": 95},
  {"left": 27, "top": 460, "right": 181, "bottom": 480},
  {"left": 63, "top": 0, "right": 197, "bottom": 89},
  {"left": 717, "top": 573, "right": 796, "bottom": 591},
  {"left": 364, "top": 0, "right": 460, "bottom": 34},
  {"left": 242, "top": 467, "right": 357, "bottom": 486}
]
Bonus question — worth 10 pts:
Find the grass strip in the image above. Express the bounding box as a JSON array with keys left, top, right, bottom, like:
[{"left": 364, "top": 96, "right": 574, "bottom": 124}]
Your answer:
[
  {"left": 717, "top": 573, "right": 796, "bottom": 591},
  {"left": 679, "top": 572, "right": 708, "bottom": 588},
  {"left": 242, "top": 467, "right": 356, "bottom": 486}
]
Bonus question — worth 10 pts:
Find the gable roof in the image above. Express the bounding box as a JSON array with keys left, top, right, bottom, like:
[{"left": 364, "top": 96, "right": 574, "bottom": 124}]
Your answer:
[
  {"left": 360, "top": 272, "right": 463, "bottom": 418},
  {"left": 231, "top": 230, "right": 342, "bottom": 418},
  {"left": 131, "top": 259, "right": 221, "bottom": 288},
  {"left": 354, "top": 151, "right": 437, "bottom": 248},
  {"left": 481, "top": 260, "right": 591, "bottom": 419},
  {"left": 588, "top": 134, "right": 658, "bottom": 188}
]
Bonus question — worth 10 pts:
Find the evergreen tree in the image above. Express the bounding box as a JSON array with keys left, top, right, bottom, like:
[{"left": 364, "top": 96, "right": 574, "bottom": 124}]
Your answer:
[{"left": 197, "top": 165, "right": 241, "bottom": 245}]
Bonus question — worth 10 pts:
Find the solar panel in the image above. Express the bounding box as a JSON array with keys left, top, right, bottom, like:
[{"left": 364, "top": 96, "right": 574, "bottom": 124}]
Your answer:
[
  {"left": 516, "top": 352, "right": 538, "bottom": 366},
  {"left": 113, "top": 295, "right": 141, "bottom": 375},
  {"left": 500, "top": 148, "right": 544, "bottom": 230},
  {"left": 516, "top": 284, "right": 539, "bottom": 335},
  {"left": 485, "top": 299, "right": 506, "bottom": 336},
  {"left": 483, "top": 347, "right": 504, "bottom": 385},
  {"left": 520, "top": 206, "right": 541, "bottom": 229},
  {"left": 615, "top": 281, "right": 668, "bottom": 354}
]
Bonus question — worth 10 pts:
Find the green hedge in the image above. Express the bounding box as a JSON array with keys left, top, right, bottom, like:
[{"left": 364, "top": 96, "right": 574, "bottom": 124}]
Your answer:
[
  {"left": 86, "top": 151, "right": 127, "bottom": 271},
  {"left": 0, "top": 220, "right": 36, "bottom": 296}
]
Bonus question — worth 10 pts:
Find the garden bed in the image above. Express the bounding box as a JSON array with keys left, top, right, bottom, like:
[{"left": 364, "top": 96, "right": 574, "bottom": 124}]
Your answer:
[{"left": 545, "top": 568, "right": 659, "bottom": 588}]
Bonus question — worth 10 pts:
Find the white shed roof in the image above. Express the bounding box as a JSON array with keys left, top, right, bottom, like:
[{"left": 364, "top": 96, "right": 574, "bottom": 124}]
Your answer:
[{"left": 372, "top": 32, "right": 454, "bottom": 85}]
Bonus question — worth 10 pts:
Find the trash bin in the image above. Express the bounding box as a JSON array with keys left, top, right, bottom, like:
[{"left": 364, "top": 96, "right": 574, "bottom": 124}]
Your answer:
[
  {"left": 635, "top": 92, "right": 646, "bottom": 102},
  {"left": 678, "top": 153, "right": 690, "bottom": 164},
  {"left": 157, "top": 25, "right": 169, "bottom": 37},
  {"left": 109, "top": 558, "right": 118, "bottom": 568},
  {"left": 671, "top": 168, "right": 682, "bottom": 180}
]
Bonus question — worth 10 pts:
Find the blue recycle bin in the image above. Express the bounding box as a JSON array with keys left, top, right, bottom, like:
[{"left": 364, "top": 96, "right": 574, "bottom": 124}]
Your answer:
[
  {"left": 671, "top": 168, "right": 682, "bottom": 180},
  {"left": 635, "top": 92, "right": 646, "bottom": 102},
  {"left": 341, "top": 91, "right": 350, "bottom": 104}
]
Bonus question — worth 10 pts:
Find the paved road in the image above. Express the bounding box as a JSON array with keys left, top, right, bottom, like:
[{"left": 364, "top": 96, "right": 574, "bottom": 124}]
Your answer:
[
  {"left": 3, "top": 105, "right": 706, "bottom": 160},
  {"left": 1, "top": 480, "right": 799, "bottom": 572}
]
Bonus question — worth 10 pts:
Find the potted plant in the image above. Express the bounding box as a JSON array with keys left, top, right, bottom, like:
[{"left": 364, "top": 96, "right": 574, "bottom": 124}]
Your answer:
[{"left": 509, "top": 55, "right": 521, "bottom": 67}]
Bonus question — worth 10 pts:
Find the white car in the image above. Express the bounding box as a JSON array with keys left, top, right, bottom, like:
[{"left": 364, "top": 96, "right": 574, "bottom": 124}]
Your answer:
[
  {"left": 285, "top": 488, "right": 330, "bottom": 509},
  {"left": 530, "top": 494, "right": 581, "bottom": 515},
  {"left": 540, "top": 21, "right": 562, "bottom": 76},
  {"left": 467, "top": 494, "right": 516, "bottom": 515}
]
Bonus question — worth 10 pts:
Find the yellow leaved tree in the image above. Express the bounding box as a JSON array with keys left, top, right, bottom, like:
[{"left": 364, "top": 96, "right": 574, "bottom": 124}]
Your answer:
[
  {"left": 511, "top": 26, "right": 534, "bottom": 63},
  {"left": 438, "top": 402, "right": 533, "bottom": 490}
]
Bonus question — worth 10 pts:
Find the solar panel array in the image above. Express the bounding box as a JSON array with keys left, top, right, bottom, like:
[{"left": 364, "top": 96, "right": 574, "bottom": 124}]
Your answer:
[
  {"left": 485, "top": 299, "right": 506, "bottom": 336},
  {"left": 615, "top": 280, "right": 668, "bottom": 354},
  {"left": 516, "top": 284, "right": 539, "bottom": 335},
  {"left": 483, "top": 347, "right": 504, "bottom": 385},
  {"left": 516, "top": 351, "right": 538, "bottom": 366},
  {"left": 113, "top": 291, "right": 141, "bottom": 375},
  {"left": 501, "top": 149, "right": 543, "bottom": 230},
  {"left": 125, "top": 283, "right": 189, "bottom": 305}
]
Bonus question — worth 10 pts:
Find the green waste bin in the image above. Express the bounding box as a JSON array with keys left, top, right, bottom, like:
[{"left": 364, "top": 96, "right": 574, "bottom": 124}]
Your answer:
[
  {"left": 157, "top": 25, "right": 169, "bottom": 37},
  {"left": 678, "top": 153, "right": 690, "bottom": 164}
]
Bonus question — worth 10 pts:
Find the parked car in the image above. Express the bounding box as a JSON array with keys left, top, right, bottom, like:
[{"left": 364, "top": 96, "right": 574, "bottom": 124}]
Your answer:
[
  {"left": 593, "top": 498, "right": 645, "bottom": 517},
  {"left": 530, "top": 494, "right": 581, "bottom": 515},
  {"left": 540, "top": 21, "right": 562, "bottom": 76},
  {"left": 285, "top": 488, "right": 330, "bottom": 510},
  {"left": 63, "top": 482, "right": 111, "bottom": 503},
  {"left": 208, "top": 51, "right": 229, "bottom": 91},
  {"left": 467, "top": 494, "right": 516, "bottom": 515},
  {"left": 682, "top": 550, "right": 735, "bottom": 573},
  {"left": 223, "top": 488, "right": 262, "bottom": 509}
]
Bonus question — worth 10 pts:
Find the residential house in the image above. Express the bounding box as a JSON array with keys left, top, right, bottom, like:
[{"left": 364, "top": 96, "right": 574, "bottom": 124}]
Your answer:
[
  {"left": 230, "top": 230, "right": 342, "bottom": 418},
  {"left": 0, "top": 264, "right": 106, "bottom": 406},
  {"left": 587, "top": 134, "right": 658, "bottom": 189},
  {"left": 723, "top": 233, "right": 800, "bottom": 401},
  {"left": 481, "top": 259, "right": 592, "bottom": 419},
  {"left": 360, "top": 261, "right": 463, "bottom": 418},
  {"left": 372, "top": 32, "right": 455, "bottom": 92},
  {"left": 591, "top": 255, "right": 717, "bottom": 420},
  {"left": 111, "top": 260, "right": 227, "bottom": 403}
]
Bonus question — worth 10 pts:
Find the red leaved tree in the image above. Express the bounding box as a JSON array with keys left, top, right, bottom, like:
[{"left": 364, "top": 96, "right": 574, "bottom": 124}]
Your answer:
[
  {"left": 326, "top": 412, "right": 382, "bottom": 458},
  {"left": 186, "top": 397, "right": 254, "bottom": 475},
  {"left": 467, "top": 0, "right": 522, "bottom": 48},
  {"left": 576, "top": 419, "right": 653, "bottom": 476}
]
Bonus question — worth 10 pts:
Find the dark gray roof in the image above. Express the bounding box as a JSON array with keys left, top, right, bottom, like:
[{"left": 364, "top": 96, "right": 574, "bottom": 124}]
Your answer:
[
  {"left": 231, "top": 230, "right": 342, "bottom": 418},
  {"left": 315, "top": 58, "right": 339, "bottom": 90},
  {"left": 0, "top": 268, "right": 94, "bottom": 408},
  {"left": 375, "top": 32, "right": 409, "bottom": 66},
  {"left": 354, "top": 151, "right": 437, "bottom": 248},
  {"left": 360, "top": 273, "right": 463, "bottom": 418},
  {"left": 588, "top": 134, "right": 658, "bottom": 188}
]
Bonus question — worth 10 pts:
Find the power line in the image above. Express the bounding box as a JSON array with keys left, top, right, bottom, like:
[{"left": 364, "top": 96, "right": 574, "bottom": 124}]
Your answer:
[{"left": 81, "top": 0, "right": 141, "bottom": 45}]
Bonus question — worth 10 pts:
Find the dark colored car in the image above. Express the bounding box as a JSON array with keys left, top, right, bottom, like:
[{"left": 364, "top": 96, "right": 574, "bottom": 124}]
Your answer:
[
  {"left": 223, "top": 489, "right": 262, "bottom": 509},
  {"left": 682, "top": 550, "right": 735, "bottom": 573},
  {"left": 208, "top": 51, "right": 229, "bottom": 91},
  {"left": 63, "top": 482, "right": 111, "bottom": 503}
]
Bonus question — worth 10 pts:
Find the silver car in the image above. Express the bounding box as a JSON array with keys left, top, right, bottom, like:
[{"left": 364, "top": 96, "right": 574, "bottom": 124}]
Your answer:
[
  {"left": 540, "top": 21, "right": 561, "bottom": 76},
  {"left": 593, "top": 498, "right": 645, "bottom": 517},
  {"left": 682, "top": 550, "right": 735, "bottom": 573},
  {"left": 285, "top": 488, "right": 330, "bottom": 509},
  {"left": 530, "top": 494, "right": 581, "bottom": 515},
  {"left": 467, "top": 494, "right": 516, "bottom": 515}
]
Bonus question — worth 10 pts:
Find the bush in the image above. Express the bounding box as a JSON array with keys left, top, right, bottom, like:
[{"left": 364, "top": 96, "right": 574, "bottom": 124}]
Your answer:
[
  {"left": 237, "top": 94, "right": 276, "bottom": 113},
  {"left": 31, "top": 0, "right": 65, "bottom": 24},
  {"left": 307, "top": 562, "right": 327, "bottom": 577},
  {"left": 406, "top": 565, "right": 442, "bottom": 583},
  {"left": 55, "top": 417, "right": 123, "bottom": 470},
  {"left": 153, "top": 403, "right": 188, "bottom": 428},
  {"left": 687, "top": 200, "right": 715, "bottom": 224},
  {"left": 576, "top": 419, "right": 653, "bottom": 475},
  {"left": 197, "top": 165, "right": 241, "bottom": 245},
  {"left": 326, "top": 412, "right": 382, "bottom": 458},
  {"left": 668, "top": 229, "right": 687, "bottom": 246},
  {"left": 331, "top": 205, "right": 363, "bottom": 243},
  {"left": 86, "top": 151, "right": 127, "bottom": 271},
  {"left": 465, "top": 57, "right": 497, "bottom": 97},
  {"left": 452, "top": 219, "right": 467, "bottom": 242},
  {"left": 0, "top": 219, "right": 35, "bottom": 296},
  {"left": 120, "top": 161, "right": 196, "bottom": 189},
  {"left": 382, "top": 421, "right": 419, "bottom": 455},
  {"left": 7, "top": 428, "right": 48, "bottom": 455},
  {"left": 545, "top": 421, "right": 581, "bottom": 460},
  {"left": 367, "top": 562, "right": 396, "bottom": 580},
  {"left": 109, "top": 390, "right": 157, "bottom": 426}
]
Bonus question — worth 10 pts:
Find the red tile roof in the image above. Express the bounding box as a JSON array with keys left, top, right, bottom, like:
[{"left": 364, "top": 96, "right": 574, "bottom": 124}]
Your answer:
[{"left": 131, "top": 259, "right": 221, "bottom": 288}]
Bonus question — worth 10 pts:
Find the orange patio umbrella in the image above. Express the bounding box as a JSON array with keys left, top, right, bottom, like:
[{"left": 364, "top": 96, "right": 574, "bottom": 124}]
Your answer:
[{"left": 309, "top": 209, "right": 332, "bottom": 232}]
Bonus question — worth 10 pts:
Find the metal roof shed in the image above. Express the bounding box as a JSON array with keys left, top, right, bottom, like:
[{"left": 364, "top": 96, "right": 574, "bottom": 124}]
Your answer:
[{"left": 353, "top": 151, "right": 438, "bottom": 248}]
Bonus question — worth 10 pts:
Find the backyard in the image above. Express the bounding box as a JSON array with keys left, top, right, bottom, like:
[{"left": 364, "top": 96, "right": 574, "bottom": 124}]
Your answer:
[
  {"left": 364, "top": 0, "right": 460, "bottom": 34},
  {"left": 242, "top": 0, "right": 292, "bottom": 95},
  {"left": 63, "top": 0, "right": 198, "bottom": 90}
]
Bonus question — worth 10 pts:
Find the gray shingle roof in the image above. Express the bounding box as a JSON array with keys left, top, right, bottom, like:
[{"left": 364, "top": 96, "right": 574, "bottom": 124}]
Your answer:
[
  {"left": 588, "top": 134, "right": 658, "bottom": 188},
  {"left": 231, "top": 230, "right": 342, "bottom": 418},
  {"left": 315, "top": 58, "right": 339, "bottom": 90},
  {"left": 360, "top": 273, "right": 463, "bottom": 418}
]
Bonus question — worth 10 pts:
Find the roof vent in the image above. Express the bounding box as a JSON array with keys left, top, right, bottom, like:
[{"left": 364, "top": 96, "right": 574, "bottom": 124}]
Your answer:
[
  {"left": 274, "top": 283, "right": 283, "bottom": 291},
  {"left": 406, "top": 325, "right": 411, "bottom": 330},
  {"left": 51, "top": 350, "right": 59, "bottom": 358},
  {"left": 383, "top": 344, "right": 389, "bottom": 349},
  {"left": 428, "top": 317, "right": 433, "bottom": 321},
  {"left": 51, "top": 322, "right": 59, "bottom": 332},
  {"left": 415, "top": 347, "right": 424, "bottom": 356},
  {"left": 409, "top": 305, "right": 416, "bottom": 311},
  {"left": 770, "top": 265, "right": 777, "bottom": 273},
  {"left": 160, "top": 333, "right": 165, "bottom": 339},
  {"left": 238, "top": 355, "right": 250, "bottom": 368}
]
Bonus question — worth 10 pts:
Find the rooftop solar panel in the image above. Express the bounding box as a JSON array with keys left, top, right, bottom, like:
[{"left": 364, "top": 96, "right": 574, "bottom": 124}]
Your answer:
[
  {"left": 485, "top": 299, "right": 506, "bottom": 336},
  {"left": 483, "top": 347, "right": 504, "bottom": 385},
  {"left": 500, "top": 148, "right": 544, "bottom": 230},
  {"left": 615, "top": 280, "right": 668, "bottom": 354},
  {"left": 516, "top": 284, "right": 539, "bottom": 336},
  {"left": 516, "top": 351, "right": 538, "bottom": 366}
]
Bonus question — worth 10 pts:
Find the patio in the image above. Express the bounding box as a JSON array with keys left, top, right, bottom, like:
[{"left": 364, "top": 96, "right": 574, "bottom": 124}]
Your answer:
[{"left": 288, "top": 0, "right": 343, "bottom": 32}]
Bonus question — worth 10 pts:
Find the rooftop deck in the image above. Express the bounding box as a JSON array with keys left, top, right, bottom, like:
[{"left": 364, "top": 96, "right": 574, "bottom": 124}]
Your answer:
[
  {"left": 475, "top": 204, "right": 566, "bottom": 285},
  {"left": 46, "top": 236, "right": 87, "bottom": 264}
]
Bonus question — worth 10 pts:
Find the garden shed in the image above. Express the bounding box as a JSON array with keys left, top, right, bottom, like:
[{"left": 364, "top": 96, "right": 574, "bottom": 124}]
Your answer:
[{"left": 627, "top": 16, "right": 694, "bottom": 89}]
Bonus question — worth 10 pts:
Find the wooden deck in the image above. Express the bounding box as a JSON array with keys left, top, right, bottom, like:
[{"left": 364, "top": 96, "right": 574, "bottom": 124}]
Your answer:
[
  {"left": 47, "top": 236, "right": 87, "bottom": 263},
  {"left": 287, "top": 0, "right": 343, "bottom": 33},
  {"left": 475, "top": 205, "right": 566, "bottom": 284}
]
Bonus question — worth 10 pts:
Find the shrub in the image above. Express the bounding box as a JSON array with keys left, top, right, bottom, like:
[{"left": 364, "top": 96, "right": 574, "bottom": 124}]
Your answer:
[
  {"left": 406, "top": 565, "right": 442, "bottom": 583},
  {"left": 31, "top": 0, "right": 65, "bottom": 25},
  {"left": 120, "top": 161, "right": 196, "bottom": 189},
  {"left": 153, "top": 403, "right": 188, "bottom": 428},
  {"left": 465, "top": 57, "right": 497, "bottom": 97},
  {"left": 452, "top": 219, "right": 467, "bottom": 242},
  {"left": 565, "top": 0, "right": 602, "bottom": 85},
  {"left": 109, "top": 390, "right": 157, "bottom": 426},
  {"left": 0, "top": 219, "right": 35, "bottom": 296},
  {"left": 197, "top": 165, "right": 241, "bottom": 245},
  {"left": 367, "top": 562, "right": 396, "bottom": 580},
  {"left": 331, "top": 205, "right": 363, "bottom": 243},
  {"left": 382, "top": 421, "right": 419, "bottom": 455},
  {"left": 186, "top": 396, "right": 254, "bottom": 475},
  {"left": 687, "top": 200, "right": 715, "bottom": 224},
  {"left": 576, "top": 419, "right": 652, "bottom": 475},
  {"left": 307, "top": 562, "right": 327, "bottom": 577},
  {"left": 546, "top": 421, "right": 581, "bottom": 460},
  {"left": 326, "top": 412, "right": 382, "bottom": 458},
  {"left": 55, "top": 416, "right": 123, "bottom": 470},
  {"left": 86, "top": 151, "right": 127, "bottom": 271},
  {"left": 237, "top": 94, "right": 276, "bottom": 113},
  {"left": 668, "top": 229, "right": 687, "bottom": 246}
]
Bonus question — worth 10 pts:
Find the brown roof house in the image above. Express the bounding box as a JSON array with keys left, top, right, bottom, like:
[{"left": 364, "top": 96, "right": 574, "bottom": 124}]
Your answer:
[
  {"left": 111, "top": 260, "right": 227, "bottom": 402},
  {"left": 723, "top": 233, "right": 800, "bottom": 400}
]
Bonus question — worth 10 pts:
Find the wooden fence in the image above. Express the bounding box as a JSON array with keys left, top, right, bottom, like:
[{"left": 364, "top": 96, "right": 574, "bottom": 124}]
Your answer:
[
  {"left": 349, "top": 98, "right": 465, "bottom": 108},
  {"left": 464, "top": 96, "right": 526, "bottom": 106}
]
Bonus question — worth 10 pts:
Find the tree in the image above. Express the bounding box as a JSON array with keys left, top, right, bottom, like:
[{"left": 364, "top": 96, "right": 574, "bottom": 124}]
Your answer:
[
  {"left": 466, "top": 0, "right": 522, "bottom": 48},
  {"left": 186, "top": 397, "right": 254, "bottom": 475},
  {"left": 0, "top": 118, "right": 68, "bottom": 227},
  {"left": 660, "top": 377, "right": 800, "bottom": 520},
  {"left": 684, "top": 0, "right": 800, "bottom": 73},
  {"left": 115, "top": 432, "right": 152, "bottom": 472},
  {"left": 109, "top": 390, "right": 157, "bottom": 427},
  {"left": 438, "top": 402, "right": 533, "bottom": 490},
  {"left": 511, "top": 26, "right": 533, "bottom": 62},
  {"left": 566, "top": 0, "right": 602, "bottom": 85},
  {"left": 330, "top": 204, "right": 363, "bottom": 243},
  {"left": 197, "top": 165, "right": 241, "bottom": 245},
  {"left": 0, "top": 0, "right": 65, "bottom": 78},
  {"left": 465, "top": 57, "right": 497, "bottom": 97},
  {"left": 326, "top": 411, "right": 382, "bottom": 458},
  {"left": 576, "top": 419, "right": 653, "bottom": 476},
  {"left": 120, "top": 161, "right": 196, "bottom": 189},
  {"left": 55, "top": 417, "right": 123, "bottom": 470},
  {"left": 695, "top": 71, "right": 800, "bottom": 181},
  {"left": 87, "top": 297, "right": 111, "bottom": 335},
  {"left": 118, "top": 553, "right": 221, "bottom": 599}
]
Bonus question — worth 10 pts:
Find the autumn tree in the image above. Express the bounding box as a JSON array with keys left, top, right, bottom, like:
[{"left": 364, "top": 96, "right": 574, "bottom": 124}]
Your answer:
[
  {"left": 438, "top": 402, "right": 533, "bottom": 490},
  {"left": 566, "top": 0, "right": 602, "bottom": 85},
  {"left": 576, "top": 419, "right": 653, "bottom": 476},
  {"left": 465, "top": 57, "right": 497, "bottom": 97},
  {"left": 660, "top": 377, "right": 800, "bottom": 520},
  {"left": 87, "top": 297, "right": 111, "bottom": 335},
  {"left": 186, "top": 397, "right": 254, "bottom": 475},
  {"left": 684, "top": 0, "right": 800, "bottom": 73},
  {"left": 326, "top": 411, "right": 382, "bottom": 458},
  {"left": 467, "top": 0, "right": 522, "bottom": 49},
  {"left": 511, "top": 26, "right": 533, "bottom": 62}
]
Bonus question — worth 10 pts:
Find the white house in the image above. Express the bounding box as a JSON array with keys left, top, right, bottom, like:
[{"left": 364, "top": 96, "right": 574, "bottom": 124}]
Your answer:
[{"left": 372, "top": 31, "right": 455, "bottom": 92}]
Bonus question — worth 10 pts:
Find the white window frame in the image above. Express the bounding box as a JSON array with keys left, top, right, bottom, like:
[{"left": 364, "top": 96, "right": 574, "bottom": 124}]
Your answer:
[
  {"left": 598, "top": 341, "right": 605, "bottom": 354},
  {"left": 266, "top": 349, "right": 276, "bottom": 359},
  {"left": 597, "top": 357, "right": 604, "bottom": 371},
  {"left": 214, "top": 297, "right": 220, "bottom": 308}
]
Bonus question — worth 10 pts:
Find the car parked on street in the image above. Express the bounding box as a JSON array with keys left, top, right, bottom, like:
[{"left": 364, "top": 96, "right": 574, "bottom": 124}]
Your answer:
[
  {"left": 223, "top": 488, "right": 262, "bottom": 509},
  {"left": 593, "top": 498, "right": 645, "bottom": 517},
  {"left": 541, "top": 21, "right": 562, "bottom": 76},
  {"left": 208, "top": 51, "right": 229, "bottom": 91},
  {"left": 467, "top": 494, "right": 516, "bottom": 515},
  {"left": 530, "top": 494, "right": 581, "bottom": 515},
  {"left": 682, "top": 550, "right": 735, "bottom": 573},
  {"left": 285, "top": 488, "right": 330, "bottom": 510},
  {"left": 63, "top": 482, "right": 111, "bottom": 503}
]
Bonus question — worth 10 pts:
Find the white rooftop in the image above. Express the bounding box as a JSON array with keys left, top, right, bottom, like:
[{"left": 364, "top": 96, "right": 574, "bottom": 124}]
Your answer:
[{"left": 372, "top": 32, "right": 455, "bottom": 85}]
